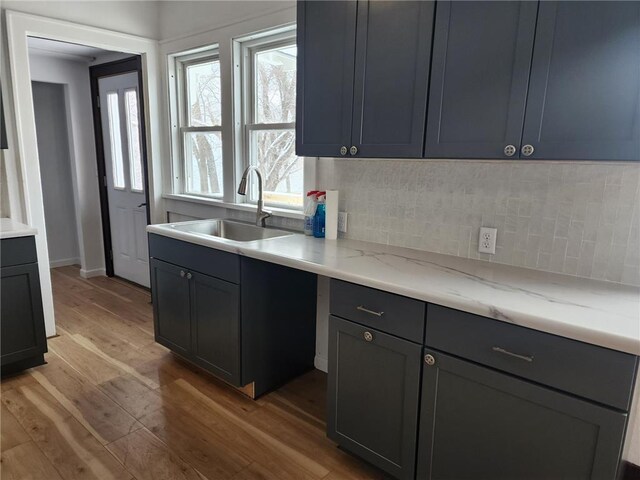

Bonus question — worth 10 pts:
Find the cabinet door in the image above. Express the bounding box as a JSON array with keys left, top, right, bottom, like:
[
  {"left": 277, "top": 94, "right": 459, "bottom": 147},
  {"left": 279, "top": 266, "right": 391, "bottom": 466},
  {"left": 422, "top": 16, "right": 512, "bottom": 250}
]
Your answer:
[
  {"left": 150, "top": 259, "right": 191, "bottom": 356},
  {"left": 350, "top": 1, "right": 434, "bottom": 158},
  {"left": 296, "top": 0, "right": 357, "bottom": 157},
  {"left": 425, "top": 1, "right": 538, "bottom": 159},
  {"left": 190, "top": 271, "right": 240, "bottom": 386},
  {"left": 522, "top": 1, "right": 640, "bottom": 160},
  {"left": 327, "top": 315, "right": 422, "bottom": 480},
  {"left": 1, "top": 263, "right": 46, "bottom": 365},
  {"left": 417, "top": 349, "right": 627, "bottom": 480}
]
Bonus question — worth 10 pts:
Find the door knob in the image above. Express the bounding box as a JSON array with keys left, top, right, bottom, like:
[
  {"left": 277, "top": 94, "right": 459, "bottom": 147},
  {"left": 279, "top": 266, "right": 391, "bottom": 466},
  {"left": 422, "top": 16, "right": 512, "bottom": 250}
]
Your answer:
[
  {"left": 521, "top": 144, "right": 535, "bottom": 156},
  {"left": 504, "top": 145, "right": 516, "bottom": 157},
  {"left": 349, "top": 145, "right": 358, "bottom": 155},
  {"left": 340, "top": 146, "right": 348, "bottom": 156},
  {"left": 137, "top": 202, "right": 147, "bottom": 208}
]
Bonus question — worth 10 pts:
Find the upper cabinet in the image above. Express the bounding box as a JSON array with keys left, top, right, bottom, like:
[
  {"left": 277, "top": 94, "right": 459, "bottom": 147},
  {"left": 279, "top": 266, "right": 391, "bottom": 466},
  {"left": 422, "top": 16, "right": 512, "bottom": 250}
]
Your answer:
[
  {"left": 425, "top": 1, "right": 538, "bottom": 159},
  {"left": 296, "top": 1, "right": 435, "bottom": 158},
  {"left": 296, "top": 0, "right": 357, "bottom": 157},
  {"left": 522, "top": 1, "right": 640, "bottom": 161},
  {"left": 297, "top": 0, "right": 640, "bottom": 161}
]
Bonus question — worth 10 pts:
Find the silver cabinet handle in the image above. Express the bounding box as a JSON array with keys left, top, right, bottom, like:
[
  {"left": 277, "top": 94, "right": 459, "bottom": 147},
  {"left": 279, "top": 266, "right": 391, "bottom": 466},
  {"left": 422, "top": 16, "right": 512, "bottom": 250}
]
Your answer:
[
  {"left": 186, "top": 272, "right": 193, "bottom": 280},
  {"left": 492, "top": 346, "right": 534, "bottom": 363},
  {"left": 356, "top": 305, "right": 384, "bottom": 317},
  {"left": 340, "top": 146, "right": 348, "bottom": 156},
  {"left": 504, "top": 145, "right": 516, "bottom": 157},
  {"left": 424, "top": 354, "right": 436, "bottom": 366},
  {"left": 363, "top": 331, "right": 373, "bottom": 342},
  {"left": 349, "top": 145, "right": 358, "bottom": 155},
  {"left": 180, "top": 270, "right": 186, "bottom": 277},
  {"left": 521, "top": 144, "right": 534, "bottom": 156}
]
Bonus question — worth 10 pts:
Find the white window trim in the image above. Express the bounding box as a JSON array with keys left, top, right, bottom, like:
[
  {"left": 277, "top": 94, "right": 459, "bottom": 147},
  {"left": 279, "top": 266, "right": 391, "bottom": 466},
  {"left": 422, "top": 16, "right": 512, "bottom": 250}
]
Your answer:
[
  {"left": 168, "top": 45, "right": 223, "bottom": 198},
  {"left": 236, "top": 28, "right": 300, "bottom": 209}
]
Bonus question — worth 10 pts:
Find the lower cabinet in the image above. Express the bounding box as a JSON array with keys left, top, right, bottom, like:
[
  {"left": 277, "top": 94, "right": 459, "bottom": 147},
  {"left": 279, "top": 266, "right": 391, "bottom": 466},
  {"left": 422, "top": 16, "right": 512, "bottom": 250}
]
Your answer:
[
  {"left": 151, "top": 259, "right": 192, "bottom": 356},
  {"left": 149, "top": 234, "right": 317, "bottom": 397},
  {"left": 417, "top": 349, "right": 627, "bottom": 480},
  {"left": 1, "top": 237, "right": 47, "bottom": 374},
  {"left": 190, "top": 270, "right": 240, "bottom": 385},
  {"left": 327, "top": 315, "right": 422, "bottom": 480}
]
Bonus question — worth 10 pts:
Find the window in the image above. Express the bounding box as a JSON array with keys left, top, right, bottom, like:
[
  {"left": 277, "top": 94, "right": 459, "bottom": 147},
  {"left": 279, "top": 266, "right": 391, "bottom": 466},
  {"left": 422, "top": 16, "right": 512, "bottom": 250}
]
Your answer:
[
  {"left": 124, "top": 89, "right": 144, "bottom": 192},
  {"left": 175, "top": 49, "right": 223, "bottom": 197},
  {"left": 242, "top": 33, "right": 301, "bottom": 209},
  {"left": 106, "top": 92, "right": 125, "bottom": 189}
]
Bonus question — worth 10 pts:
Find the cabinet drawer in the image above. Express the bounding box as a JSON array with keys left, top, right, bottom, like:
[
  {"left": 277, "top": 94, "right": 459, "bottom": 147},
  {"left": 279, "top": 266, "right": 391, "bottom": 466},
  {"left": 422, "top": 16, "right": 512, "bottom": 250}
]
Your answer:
[
  {"left": 425, "top": 304, "right": 638, "bottom": 410},
  {"left": 149, "top": 234, "right": 239, "bottom": 284},
  {"left": 1, "top": 237, "right": 37, "bottom": 267},
  {"left": 330, "top": 279, "right": 425, "bottom": 343}
]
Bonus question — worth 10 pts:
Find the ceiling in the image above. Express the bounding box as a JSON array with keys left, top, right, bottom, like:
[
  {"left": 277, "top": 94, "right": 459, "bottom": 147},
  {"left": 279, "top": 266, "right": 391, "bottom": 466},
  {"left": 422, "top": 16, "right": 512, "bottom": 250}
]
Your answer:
[{"left": 27, "top": 37, "right": 122, "bottom": 62}]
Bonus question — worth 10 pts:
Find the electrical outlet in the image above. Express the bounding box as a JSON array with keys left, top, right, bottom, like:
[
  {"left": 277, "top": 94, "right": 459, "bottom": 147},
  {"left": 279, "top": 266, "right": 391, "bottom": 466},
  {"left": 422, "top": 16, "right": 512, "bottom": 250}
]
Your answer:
[
  {"left": 337, "top": 212, "right": 348, "bottom": 233},
  {"left": 478, "top": 227, "right": 497, "bottom": 254}
]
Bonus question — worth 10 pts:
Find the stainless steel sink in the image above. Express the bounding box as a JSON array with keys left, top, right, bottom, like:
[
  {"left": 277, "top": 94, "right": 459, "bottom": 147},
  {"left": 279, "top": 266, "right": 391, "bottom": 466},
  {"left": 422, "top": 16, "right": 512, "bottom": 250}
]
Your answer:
[{"left": 169, "top": 219, "right": 294, "bottom": 242}]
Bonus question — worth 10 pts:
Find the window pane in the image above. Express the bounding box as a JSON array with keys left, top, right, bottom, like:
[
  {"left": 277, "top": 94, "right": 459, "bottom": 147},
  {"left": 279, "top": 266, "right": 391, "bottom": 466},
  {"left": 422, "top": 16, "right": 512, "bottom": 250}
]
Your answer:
[
  {"left": 124, "top": 89, "right": 144, "bottom": 192},
  {"left": 184, "top": 131, "right": 223, "bottom": 196},
  {"left": 106, "top": 92, "right": 125, "bottom": 189},
  {"left": 255, "top": 45, "right": 296, "bottom": 124},
  {"left": 187, "top": 60, "right": 221, "bottom": 127},
  {"left": 249, "top": 129, "right": 302, "bottom": 208}
]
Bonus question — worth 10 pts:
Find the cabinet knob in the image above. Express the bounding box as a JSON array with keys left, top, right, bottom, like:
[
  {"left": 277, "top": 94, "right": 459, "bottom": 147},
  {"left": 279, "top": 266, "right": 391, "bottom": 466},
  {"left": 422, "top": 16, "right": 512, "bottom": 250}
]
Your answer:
[
  {"left": 180, "top": 270, "right": 186, "bottom": 277},
  {"left": 424, "top": 354, "right": 436, "bottom": 366},
  {"left": 186, "top": 272, "right": 192, "bottom": 280},
  {"left": 349, "top": 145, "right": 358, "bottom": 156},
  {"left": 363, "top": 331, "right": 373, "bottom": 342},
  {"left": 521, "top": 144, "right": 535, "bottom": 156},
  {"left": 504, "top": 145, "right": 516, "bottom": 157},
  {"left": 340, "top": 146, "right": 348, "bottom": 156}
]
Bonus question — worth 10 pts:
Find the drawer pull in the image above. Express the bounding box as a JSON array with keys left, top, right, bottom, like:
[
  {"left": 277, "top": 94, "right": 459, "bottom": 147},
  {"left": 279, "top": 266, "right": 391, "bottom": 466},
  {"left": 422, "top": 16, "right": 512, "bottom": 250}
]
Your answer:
[
  {"left": 363, "top": 331, "right": 374, "bottom": 342},
  {"left": 356, "top": 305, "right": 384, "bottom": 317},
  {"left": 492, "top": 346, "right": 534, "bottom": 363}
]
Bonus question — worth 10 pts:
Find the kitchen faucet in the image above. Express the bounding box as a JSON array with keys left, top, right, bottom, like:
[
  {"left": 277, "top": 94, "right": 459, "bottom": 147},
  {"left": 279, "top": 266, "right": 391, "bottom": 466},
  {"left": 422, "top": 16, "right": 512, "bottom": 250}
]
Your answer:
[{"left": 237, "top": 166, "right": 272, "bottom": 227}]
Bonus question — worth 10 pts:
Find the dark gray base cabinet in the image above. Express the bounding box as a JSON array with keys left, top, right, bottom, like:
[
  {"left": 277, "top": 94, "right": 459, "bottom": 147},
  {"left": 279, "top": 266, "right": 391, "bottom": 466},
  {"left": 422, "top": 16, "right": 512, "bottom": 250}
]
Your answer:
[
  {"left": 149, "top": 234, "right": 317, "bottom": 397},
  {"left": 328, "top": 315, "right": 422, "bottom": 480},
  {"left": 417, "top": 349, "right": 627, "bottom": 480},
  {"left": 1, "top": 237, "right": 47, "bottom": 375}
]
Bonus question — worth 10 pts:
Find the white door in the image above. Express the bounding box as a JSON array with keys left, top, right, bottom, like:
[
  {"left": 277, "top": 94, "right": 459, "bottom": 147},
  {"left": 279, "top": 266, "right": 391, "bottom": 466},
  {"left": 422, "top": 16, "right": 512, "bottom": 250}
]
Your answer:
[{"left": 99, "top": 72, "right": 149, "bottom": 287}]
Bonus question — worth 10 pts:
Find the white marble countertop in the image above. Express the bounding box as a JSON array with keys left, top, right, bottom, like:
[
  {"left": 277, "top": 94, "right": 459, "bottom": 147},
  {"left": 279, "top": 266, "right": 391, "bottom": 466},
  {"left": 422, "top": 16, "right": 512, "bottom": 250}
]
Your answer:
[
  {"left": 0, "top": 218, "right": 38, "bottom": 239},
  {"left": 148, "top": 220, "right": 640, "bottom": 356}
]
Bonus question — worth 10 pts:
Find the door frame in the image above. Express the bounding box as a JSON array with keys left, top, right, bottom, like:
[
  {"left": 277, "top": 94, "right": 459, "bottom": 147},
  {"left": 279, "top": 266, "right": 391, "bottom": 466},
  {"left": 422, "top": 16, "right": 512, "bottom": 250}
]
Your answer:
[{"left": 89, "top": 57, "right": 150, "bottom": 277}]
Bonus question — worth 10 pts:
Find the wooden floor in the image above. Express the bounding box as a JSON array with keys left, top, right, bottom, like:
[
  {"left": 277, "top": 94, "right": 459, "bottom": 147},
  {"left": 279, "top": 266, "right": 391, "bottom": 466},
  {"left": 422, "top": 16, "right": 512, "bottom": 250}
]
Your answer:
[{"left": 1, "top": 266, "right": 383, "bottom": 480}]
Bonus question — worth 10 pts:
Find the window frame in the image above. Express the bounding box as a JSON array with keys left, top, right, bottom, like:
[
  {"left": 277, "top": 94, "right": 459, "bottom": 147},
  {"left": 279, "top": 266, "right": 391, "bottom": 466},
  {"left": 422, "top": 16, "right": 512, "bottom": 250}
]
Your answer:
[
  {"left": 239, "top": 29, "right": 300, "bottom": 209},
  {"left": 172, "top": 47, "right": 224, "bottom": 198}
]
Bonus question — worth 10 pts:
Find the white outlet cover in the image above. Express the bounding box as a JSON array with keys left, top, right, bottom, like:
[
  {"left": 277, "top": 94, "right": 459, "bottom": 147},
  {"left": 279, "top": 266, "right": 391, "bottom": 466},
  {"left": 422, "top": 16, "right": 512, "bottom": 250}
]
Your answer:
[
  {"left": 337, "top": 212, "right": 348, "bottom": 233},
  {"left": 478, "top": 227, "right": 497, "bottom": 254}
]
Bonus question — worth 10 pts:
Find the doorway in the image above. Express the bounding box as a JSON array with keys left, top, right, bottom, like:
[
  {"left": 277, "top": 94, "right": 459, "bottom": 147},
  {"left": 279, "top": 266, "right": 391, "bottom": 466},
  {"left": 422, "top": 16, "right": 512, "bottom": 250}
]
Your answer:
[{"left": 90, "top": 58, "right": 151, "bottom": 287}]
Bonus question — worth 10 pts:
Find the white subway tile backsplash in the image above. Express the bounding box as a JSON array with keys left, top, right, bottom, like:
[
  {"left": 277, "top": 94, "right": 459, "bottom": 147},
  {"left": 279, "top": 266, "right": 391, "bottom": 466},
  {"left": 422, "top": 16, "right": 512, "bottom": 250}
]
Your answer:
[{"left": 317, "top": 158, "right": 640, "bottom": 286}]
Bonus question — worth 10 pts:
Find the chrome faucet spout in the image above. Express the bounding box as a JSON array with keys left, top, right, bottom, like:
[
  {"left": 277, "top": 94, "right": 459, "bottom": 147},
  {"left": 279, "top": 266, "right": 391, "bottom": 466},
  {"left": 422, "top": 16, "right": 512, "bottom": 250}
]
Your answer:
[{"left": 237, "top": 166, "right": 272, "bottom": 227}]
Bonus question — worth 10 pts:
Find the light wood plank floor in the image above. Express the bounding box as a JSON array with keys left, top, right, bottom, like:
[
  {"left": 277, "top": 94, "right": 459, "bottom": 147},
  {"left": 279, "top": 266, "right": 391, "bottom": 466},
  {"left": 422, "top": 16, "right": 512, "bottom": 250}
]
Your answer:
[{"left": 1, "top": 266, "right": 384, "bottom": 480}]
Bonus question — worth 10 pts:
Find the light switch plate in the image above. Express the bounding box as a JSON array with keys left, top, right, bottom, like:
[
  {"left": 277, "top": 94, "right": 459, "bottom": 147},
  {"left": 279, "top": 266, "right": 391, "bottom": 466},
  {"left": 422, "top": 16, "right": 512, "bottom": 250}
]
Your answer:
[{"left": 478, "top": 227, "right": 497, "bottom": 254}]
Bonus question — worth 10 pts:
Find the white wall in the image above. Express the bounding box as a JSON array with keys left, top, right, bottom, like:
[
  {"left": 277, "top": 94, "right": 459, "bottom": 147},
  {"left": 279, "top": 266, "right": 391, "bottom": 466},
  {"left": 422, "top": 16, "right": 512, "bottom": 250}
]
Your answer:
[
  {"left": 158, "top": 1, "right": 293, "bottom": 41},
  {"left": 32, "top": 81, "right": 81, "bottom": 267},
  {"left": 29, "top": 53, "right": 105, "bottom": 277}
]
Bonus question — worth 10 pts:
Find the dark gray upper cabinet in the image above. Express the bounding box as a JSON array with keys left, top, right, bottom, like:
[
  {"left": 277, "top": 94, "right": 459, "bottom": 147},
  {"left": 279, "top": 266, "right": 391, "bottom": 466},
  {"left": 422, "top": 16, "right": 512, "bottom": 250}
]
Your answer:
[
  {"left": 522, "top": 1, "right": 640, "bottom": 161},
  {"left": 417, "top": 349, "right": 627, "bottom": 480},
  {"left": 327, "top": 315, "right": 422, "bottom": 480},
  {"left": 150, "top": 258, "right": 191, "bottom": 357},
  {"left": 190, "top": 271, "right": 240, "bottom": 386},
  {"left": 296, "top": 0, "right": 357, "bottom": 157},
  {"left": 425, "top": 1, "right": 538, "bottom": 159},
  {"left": 296, "top": 0, "right": 435, "bottom": 159},
  {"left": 351, "top": 1, "right": 434, "bottom": 158}
]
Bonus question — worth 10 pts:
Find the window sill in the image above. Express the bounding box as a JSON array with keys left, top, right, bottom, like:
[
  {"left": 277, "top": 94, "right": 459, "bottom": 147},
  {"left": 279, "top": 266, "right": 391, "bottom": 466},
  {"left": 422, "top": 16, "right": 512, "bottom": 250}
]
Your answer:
[{"left": 162, "top": 193, "right": 305, "bottom": 220}]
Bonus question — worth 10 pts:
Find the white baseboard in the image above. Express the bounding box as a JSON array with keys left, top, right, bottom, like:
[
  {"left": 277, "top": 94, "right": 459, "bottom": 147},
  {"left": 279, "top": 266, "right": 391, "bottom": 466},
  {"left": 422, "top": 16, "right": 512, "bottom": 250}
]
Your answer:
[
  {"left": 314, "top": 354, "right": 328, "bottom": 373},
  {"left": 80, "top": 267, "right": 106, "bottom": 279},
  {"left": 49, "top": 257, "right": 80, "bottom": 268}
]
